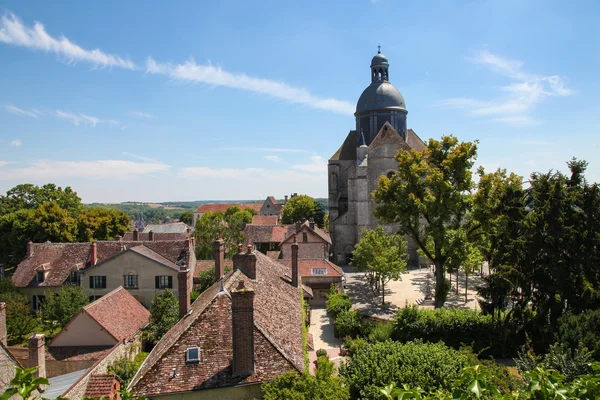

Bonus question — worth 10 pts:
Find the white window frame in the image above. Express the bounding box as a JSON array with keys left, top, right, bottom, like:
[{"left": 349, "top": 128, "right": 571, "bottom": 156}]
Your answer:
[
  {"left": 311, "top": 268, "right": 328, "bottom": 275},
  {"left": 186, "top": 347, "right": 201, "bottom": 363}
]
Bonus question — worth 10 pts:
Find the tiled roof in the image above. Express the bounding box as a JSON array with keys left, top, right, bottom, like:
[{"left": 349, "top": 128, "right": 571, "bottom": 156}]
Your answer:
[
  {"left": 121, "top": 232, "right": 188, "bottom": 241},
  {"left": 266, "top": 251, "right": 281, "bottom": 260},
  {"left": 278, "top": 259, "right": 344, "bottom": 277},
  {"left": 280, "top": 221, "right": 332, "bottom": 245},
  {"left": 251, "top": 215, "right": 279, "bottom": 226},
  {"left": 12, "top": 240, "right": 190, "bottom": 288},
  {"left": 128, "top": 246, "right": 179, "bottom": 270},
  {"left": 194, "top": 259, "right": 234, "bottom": 277},
  {"left": 8, "top": 346, "right": 111, "bottom": 362},
  {"left": 243, "top": 224, "right": 292, "bottom": 244},
  {"left": 81, "top": 287, "right": 150, "bottom": 342},
  {"left": 142, "top": 223, "right": 189, "bottom": 234},
  {"left": 84, "top": 374, "right": 118, "bottom": 399},
  {"left": 193, "top": 203, "right": 262, "bottom": 214},
  {"left": 267, "top": 196, "right": 278, "bottom": 205},
  {"left": 130, "top": 252, "right": 304, "bottom": 396},
  {"left": 1, "top": 341, "right": 21, "bottom": 370}
]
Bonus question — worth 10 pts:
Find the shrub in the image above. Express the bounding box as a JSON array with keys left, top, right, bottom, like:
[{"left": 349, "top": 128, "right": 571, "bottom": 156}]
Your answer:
[
  {"left": 367, "top": 322, "right": 394, "bottom": 343},
  {"left": 326, "top": 292, "right": 352, "bottom": 319},
  {"left": 344, "top": 337, "right": 368, "bottom": 356},
  {"left": 334, "top": 310, "right": 362, "bottom": 339},
  {"left": 108, "top": 351, "right": 148, "bottom": 387},
  {"left": 340, "top": 340, "right": 467, "bottom": 399},
  {"left": 316, "top": 349, "right": 328, "bottom": 358},
  {"left": 556, "top": 310, "right": 600, "bottom": 361}
]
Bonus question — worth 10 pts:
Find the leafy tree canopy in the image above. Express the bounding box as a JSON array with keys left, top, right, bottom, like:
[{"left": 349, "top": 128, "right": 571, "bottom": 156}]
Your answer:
[
  {"left": 281, "top": 195, "right": 325, "bottom": 227},
  {"left": 145, "top": 289, "right": 179, "bottom": 344},
  {"left": 41, "top": 284, "right": 89, "bottom": 329}
]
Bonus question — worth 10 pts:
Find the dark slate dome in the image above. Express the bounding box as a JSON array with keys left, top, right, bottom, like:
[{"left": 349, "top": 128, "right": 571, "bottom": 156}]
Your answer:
[
  {"left": 371, "top": 53, "right": 389, "bottom": 67},
  {"left": 356, "top": 82, "right": 406, "bottom": 113}
]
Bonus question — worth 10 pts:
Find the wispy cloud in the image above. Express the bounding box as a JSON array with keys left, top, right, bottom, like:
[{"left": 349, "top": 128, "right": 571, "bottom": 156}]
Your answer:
[
  {"left": 122, "top": 152, "right": 159, "bottom": 163},
  {"left": 0, "top": 159, "right": 169, "bottom": 180},
  {"left": 10, "top": 139, "right": 21, "bottom": 148},
  {"left": 223, "top": 147, "right": 306, "bottom": 153},
  {"left": 0, "top": 13, "right": 136, "bottom": 69},
  {"left": 146, "top": 57, "right": 355, "bottom": 115},
  {"left": 440, "top": 50, "right": 573, "bottom": 126},
  {"left": 130, "top": 111, "right": 155, "bottom": 119},
  {"left": 291, "top": 155, "right": 327, "bottom": 173},
  {"left": 5, "top": 104, "right": 42, "bottom": 118},
  {"left": 264, "top": 155, "right": 282, "bottom": 163},
  {"left": 56, "top": 110, "right": 121, "bottom": 127}
]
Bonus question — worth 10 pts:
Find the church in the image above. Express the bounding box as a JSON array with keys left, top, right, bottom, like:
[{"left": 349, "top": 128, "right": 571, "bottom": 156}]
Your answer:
[{"left": 328, "top": 49, "right": 426, "bottom": 265}]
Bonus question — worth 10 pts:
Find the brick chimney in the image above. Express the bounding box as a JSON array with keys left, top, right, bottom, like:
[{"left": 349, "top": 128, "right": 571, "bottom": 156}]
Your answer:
[
  {"left": 0, "top": 302, "right": 6, "bottom": 346},
  {"left": 27, "top": 241, "right": 34, "bottom": 258},
  {"left": 291, "top": 236, "right": 299, "bottom": 288},
  {"left": 115, "top": 235, "right": 122, "bottom": 242},
  {"left": 233, "top": 245, "right": 257, "bottom": 280},
  {"left": 133, "top": 229, "right": 139, "bottom": 241},
  {"left": 90, "top": 242, "right": 97, "bottom": 266},
  {"left": 149, "top": 231, "right": 155, "bottom": 241},
  {"left": 29, "top": 334, "right": 46, "bottom": 380},
  {"left": 309, "top": 219, "right": 315, "bottom": 230},
  {"left": 214, "top": 235, "right": 225, "bottom": 280},
  {"left": 178, "top": 265, "right": 190, "bottom": 318},
  {"left": 231, "top": 280, "right": 255, "bottom": 376},
  {"left": 284, "top": 195, "right": 288, "bottom": 204}
]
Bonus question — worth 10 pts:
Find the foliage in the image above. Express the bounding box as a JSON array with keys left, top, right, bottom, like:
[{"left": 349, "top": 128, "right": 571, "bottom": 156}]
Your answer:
[
  {"left": 0, "top": 282, "right": 39, "bottom": 344},
  {"left": 340, "top": 340, "right": 468, "bottom": 399},
  {"left": 178, "top": 211, "right": 193, "bottom": 225},
  {"left": 195, "top": 265, "right": 233, "bottom": 294},
  {"left": 344, "top": 337, "right": 369, "bottom": 356},
  {"left": 367, "top": 321, "right": 395, "bottom": 343},
  {"left": 145, "top": 289, "right": 179, "bottom": 344},
  {"left": 41, "top": 284, "right": 89, "bottom": 329},
  {"left": 0, "top": 183, "right": 83, "bottom": 215},
  {"left": 108, "top": 352, "right": 148, "bottom": 387},
  {"left": 326, "top": 291, "right": 352, "bottom": 319},
  {"left": 334, "top": 310, "right": 362, "bottom": 339},
  {"left": 517, "top": 343, "right": 593, "bottom": 382},
  {"left": 281, "top": 194, "right": 325, "bottom": 227},
  {"left": 0, "top": 365, "right": 49, "bottom": 400},
  {"left": 351, "top": 226, "right": 408, "bottom": 306},
  {"left": 556, "top": 309, "right": 600, "bottom": 361},
  {"left": 76, "top": 207, "right": 130, "bottom": 242},
  {"left": 194, "top": 209, "right": 255, "bottom": 259},
  {"left": 373, "top": 136, "right": 478, "bottom": 308},
  {"left": 317, "top": 349, "right": 328, "bottom": 358}
]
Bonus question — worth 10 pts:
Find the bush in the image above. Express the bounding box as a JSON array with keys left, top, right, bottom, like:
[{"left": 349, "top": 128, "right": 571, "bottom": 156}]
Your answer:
[
  {"left": 326, "top": 292, "right": 352, "bottom": 319},
  {"left": 340, "top": 340, "right": 467, "bottom": 399},
  {"left": 344, "top": 337, "right": 368, "bottom": 356},
  {"left": 367, "top": 322, "right": 394, "bottom": 343},
  {"left": 316, "top": 349, "right": 328, "bottom": 358},
  {"left": 108, "top": 351, "right": 148, "bottom": 387},
  {"left": 557, "top": 310, "right": 600, "bottom": 361},
  {"left": 334, "top": 310, "right": 362, "bottom": 339}
]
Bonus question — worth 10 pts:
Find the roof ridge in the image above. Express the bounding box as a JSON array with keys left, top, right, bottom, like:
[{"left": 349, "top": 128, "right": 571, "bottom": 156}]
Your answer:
[{"left": 83, "top": 286, "right": 124, "bottom": 311}]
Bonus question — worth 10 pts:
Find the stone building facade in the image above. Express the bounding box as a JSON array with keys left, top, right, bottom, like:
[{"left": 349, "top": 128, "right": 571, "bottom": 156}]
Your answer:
[{"left": 328, "top": 50, "right": 426, "bottom": 265}]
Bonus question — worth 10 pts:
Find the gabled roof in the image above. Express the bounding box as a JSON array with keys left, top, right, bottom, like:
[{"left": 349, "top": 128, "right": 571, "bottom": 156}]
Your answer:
[
  {"left": 142, "top": 222, "right": 188, "bottom": 234},
  {"left": 79, "top": 287, "right": 150, "bottom": 342},
  {"left": 267, "top": 196, "right": 278, "bottom": 205},
  {"left": 243, "top": 224, "right": 292, "bottom": 244},
  {"left": 193, "top": 203, "right": 262, "bottom": 214},
  {"left": 127, "top": 246, "right": 179, "bottom": 271},
  {"left": 280, "top": 221, "right": 332, "bottom": 245},
  {"left": 329, "top": 130, "right": 357, "bottom": 161},
  {"left": 12, "top": 240, "right": 190, "bottom": 288},
  {"left": 406, "top": 128, "right": 426, "bottom": 151},
  {"left": 368, "top": 121, "right": 411, "bottom": 151},
  {"left": 130, "top": 252, "right": 304, "bottom": 396},
  {"left": 252, "top": 215, "right": 279, "bottom": 226},
  {"left": 84, "top": 374, "right": 119, "bottom": 399},
  {"left": 278, "top": 259, "right": 344, "bottom": 278}
]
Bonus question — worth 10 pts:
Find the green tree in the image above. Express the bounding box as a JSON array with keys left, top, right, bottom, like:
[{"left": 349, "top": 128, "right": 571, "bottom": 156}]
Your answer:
[
  {"left": 108, "top": 352, "right": 148, "bottom": 387},
  {"left": 351, "top": 226, "right": 408, "bottom": 306},
  {"left": 76, "top": 207, "right": 129, "bottom": 242},
  {"left": 194, "top": 211, "right": 226, "bottom": 259},
  {"left": 0, "top": 280, "right": 39, "bottom": 344},
  {"left": 145, "top": 289, "right": 179, "bottom": 344},
  {"left": 0, "top": 183, "right": 83, "bottom": 215},
  {"left": 195, "top": 265, "right": 233, "bottom": 294},
  {"left": 178, "top": 211, "right": 193, "bottom": 225},
  {"left": 373, "top": 135, "right": 478, "bottom": 308},
  {"left": 281, "top": 195, "right": 324, "bottom": 227},
  {"left": 40, "top": 284, "right": 89, "bottom": 329}
]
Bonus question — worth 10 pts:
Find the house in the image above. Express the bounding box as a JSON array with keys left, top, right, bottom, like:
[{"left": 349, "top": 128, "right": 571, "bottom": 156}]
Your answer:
[
  {"left": 277, "top": 258, "right": 344, "bottom": 305},
  {"left": 49, "top": 287, "right": 150, "bottom": 347},
  {"left": 192, "top": 203, "right": 262, "bottom": 227},
  {"left": 0, "top": 302, "right": 21, "bottom": 396},
  {"left": 120, "top": 230, "right": 189, "bottom": 241},
  {"left": 242, "top": 224, "right": 290, "bottom": 254},
  {"left": 128, "top": 243, "right": 305, "bottom": 400},
  {"left": 258, "top": 196, "right": 282, "bottom": 217},
  {"left": 251, "top": 215, "right": 279, "bottom": 226},
  {"left": 142, "top": 222, "right": 190, "bottom": 234},
  {"left": 12, "top": 239, "right": 195, "bottom": 310}
]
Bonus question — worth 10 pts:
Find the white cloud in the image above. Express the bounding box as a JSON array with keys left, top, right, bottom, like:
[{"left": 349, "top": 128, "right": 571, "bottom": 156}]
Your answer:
[
  {"left": 10, "top": 139, "right": 21, "bottom": 147},
  {"left": 56, "top": 110, "right": 121, "bottom": 127},
  {"left": 441, "top": 50, "right": 573, "bottom": 126},
  {"left": 264, "top": 155, "right": 282, "bottom": 163},
  {"left": 130, "top": 111, "right": 155, "bottom": 119},
  {"left": 5, "top": 104, "right": 42, "bottom": 118},
  {"left": 146, "top": 57, "right": 354, "bottom": 115},
  {"left": 0, "top": 13, "right": 136, "bottom": 69},
  {"left": 122, "top": 152, "right": 160, "bottom": 163},
  {"left": 291, "top": 155, "right": 327, "bottom": 173},
  {"left": 0, "top": 159, "right": 170, "bottom": 180},
  {"left": 0, "top": 161, "right": 13, "bottom": 168},
  {"left": 223, "top": 147, "right": 306, "bottom": 153}
]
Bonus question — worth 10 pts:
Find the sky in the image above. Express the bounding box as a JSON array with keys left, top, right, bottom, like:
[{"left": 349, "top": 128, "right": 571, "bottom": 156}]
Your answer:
[{"left": 1, "top": 0, "right": 599, "bottom": 203}]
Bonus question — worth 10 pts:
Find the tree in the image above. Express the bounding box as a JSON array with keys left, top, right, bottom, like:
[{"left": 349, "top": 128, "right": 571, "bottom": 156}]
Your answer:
[
  {"left": 40, "top": 284, "right": 89, "bottom": 329},
  {"left": 194, "top": 211, "right": 226, "bottom": 259},
  {"left": 0, "top": 183, "right": 83, "bottom": 215},
  {"left": 178, "top": 211, "right": 193, "bottom": 226},
  {"left": 373, "top": 135, "right": 478, "bottom": 308},
  {"left": 76, "top": 207, "right": 129, "bottom": 242},
  {"left": 351, "top": 227, "right": 407, "bottom": 306},
  {"left": 145, "top": 289, "right": 179, "bottom": 344},
  {"left": 196, "top": 265, "right": 233, "bottom": 294},
  {"left": 281, "top": 195, "right": 324, "bottom": 227},
  {"left": 0, "top": 280, "right": 39, "bottom": 344}
]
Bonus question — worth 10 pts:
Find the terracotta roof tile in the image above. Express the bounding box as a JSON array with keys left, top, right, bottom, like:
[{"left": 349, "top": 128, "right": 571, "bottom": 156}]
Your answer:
[
  {"left": 243, "top": 225, "right": 292, "bottom": 244},
  {"left": 84, "top": 374, "right": 119, "bottom": 399},
  {"left": 278, "top": 259, "right": 344, "bottom": 277},
  {"left": 121, "top": 232, "right": 189, "bottom": 241},
  {"left": 193, "top": 203, "right": 262, "bottom": 214},
  {"left": 280, "top": 221, "right": 331, "bottom": 245},
  {"left": 130, "top": 252, "right": 304, "bottom": 396},
  {"left": 251, "top": 215, "right": 279, "bottom": 226},
  {"left": 266, "top": 251, "right": 281, "bottom": 260},
  {"left": 82, "top": 287, "right": 150, "bottom": 342},
  {"left": 8, "top": 346, "right": 112, "bottom": 362}
]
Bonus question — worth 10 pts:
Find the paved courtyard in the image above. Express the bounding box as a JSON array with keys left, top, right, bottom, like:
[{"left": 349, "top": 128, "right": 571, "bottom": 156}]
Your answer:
[{"left": 307, "top": 307, "right": 344, "bottom": 374}]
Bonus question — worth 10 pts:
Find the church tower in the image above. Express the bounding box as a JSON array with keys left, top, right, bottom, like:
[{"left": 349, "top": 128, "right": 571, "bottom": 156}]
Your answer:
[{"left": 328, "top": 49, "right": 425, "bottom": 265}]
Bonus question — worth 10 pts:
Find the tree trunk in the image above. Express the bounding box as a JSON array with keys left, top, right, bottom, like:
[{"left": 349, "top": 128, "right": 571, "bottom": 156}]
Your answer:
[
  {"left": 434, "top": 260, "right": 444, "bottom": 308},
  {"left": 456, "top": 270, "right": 459, "bottom": 295},
  {"left": 465, "top": 272, "right": 468, "bottom": 303},
  {"left": 381, "top": 277, "right": 385, "bottom": 307}
]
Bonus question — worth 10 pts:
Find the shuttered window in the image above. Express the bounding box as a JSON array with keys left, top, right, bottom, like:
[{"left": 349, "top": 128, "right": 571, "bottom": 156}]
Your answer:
[{"left": 155, "top": 275, "right": 173, "bottom": 289}]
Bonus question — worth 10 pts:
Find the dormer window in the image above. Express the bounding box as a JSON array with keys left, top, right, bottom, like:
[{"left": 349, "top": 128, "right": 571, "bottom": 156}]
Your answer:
[
  {"left": 69, "top": 271, "right": 79, "bottom": 284},
  {"left": 36, "top": 271, "right": 44, "bottom": 283},
  {"left": 303, "top": 232, "right": 308, "bottom": 242},
  {"left": 186, "top": 347, "right": 201, "bottom": 363}
]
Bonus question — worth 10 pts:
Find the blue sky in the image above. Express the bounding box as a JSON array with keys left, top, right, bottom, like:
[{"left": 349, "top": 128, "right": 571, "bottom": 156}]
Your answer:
[{"left": 1, "top": 0, "right": 599, "bottom": 203}]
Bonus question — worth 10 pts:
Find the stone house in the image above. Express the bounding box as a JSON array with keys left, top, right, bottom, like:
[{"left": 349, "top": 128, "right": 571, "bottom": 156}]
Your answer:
[
  {"left": 278, "top": 257, "right": 344, "bottom": 305},
  {"left": 279, "top": 221, "right": 331, "bottom": 260},
  {"left": 258, "top": 196, "right": 282, "bottom": 217}
]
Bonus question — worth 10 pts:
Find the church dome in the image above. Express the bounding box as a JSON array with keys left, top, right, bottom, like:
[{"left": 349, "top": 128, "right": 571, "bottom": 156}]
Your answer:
[
  {"left": 371, "top": 53, "right": 389, "bottom": 67},
  {"left": 356, "top": 82, "right": 406, "bottom": 113}
]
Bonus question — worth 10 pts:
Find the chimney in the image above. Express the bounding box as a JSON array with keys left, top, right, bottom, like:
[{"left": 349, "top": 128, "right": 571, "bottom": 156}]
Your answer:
[
  {"left": 27, "top": 241, "right": 34, "bottom": 258},
  {"left": 213, "top": 235, "right": 225, "bottom": 280},
  {"left": 115, "top": 235, "right": 122, "bottom": 242},
  {"left": 284, "top": 195, "right": 288, "bottom": 204},
  {"left": 0, "top": 302, "right": 6, "bottom": 346},
  {"left": 291, "top": 236, "right": 299, "bottom": 288},
  {"left": 149, "top": 230, "right": 155, "bottom": 241},
  {"left": 91, "top": 242, "right": 97, "bottom": 266},
  {"left": 309, "top": 219, "right": 315, "bottom": 230},
  {"left": 29, "top": 334, "right": 46, "bottom": 380},
  {"left": 178, "top": 265, "right": 190, "bottom": 318},
  {"left": 231, "top": 280, "right": 255, "bottom": 376},
  {"left": 133, "top": 229, "right": 139, "bottom": 241},
  {"left": 295, "top": 221, "right": 302, "bottom": 231},
  {"left": 233, "top": 245, "right": 257, "bottom": 280}
]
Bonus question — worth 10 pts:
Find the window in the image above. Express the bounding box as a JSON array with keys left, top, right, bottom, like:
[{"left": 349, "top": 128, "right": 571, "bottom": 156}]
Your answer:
[
  {"left": 186, "top": 347, "right": 201, "bottom": 363},
  {"left": 269, "top": 242, "right": 277, "bottom": 251},
  {"left": 312, "top": 268, "right": 328, "bottom": 275},
  {"left": 69, "top": 271, "right": 79, "bottom": 284},
  {"left": 89, "top": 295, "right": 103, "bottom": 302},
  {"left": 89, "top": 276, "right": 106, "bottom": 289},
  {"left": 302, "top": 232, "right": 308, "bottom": 242},
  {"left": 36, "top": 271, "right": 44, "bottom": 283},
  {"left": 123, "top": 274, "right": 139, "bottom": 289},
  {"left": 32, "top": 295, "right": 46, "bottom": 310},
  {"left": 155, "top": 275, "right": 173, "bottom": 289}
]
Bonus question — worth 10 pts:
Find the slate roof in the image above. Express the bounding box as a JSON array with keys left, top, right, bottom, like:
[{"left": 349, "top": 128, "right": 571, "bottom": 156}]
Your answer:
[
  {"left": 12, "top": 240, "right": 190, "bottom": 288},
  {"left": 278, "top": 259, "right": 344, "bottom": 278},
  {"left": 251, "top": 215, "right": 279, "bottom": 226},
  {"left": 84, "top": 374, "right": 118, "bottom": 399},
  {"left": 121, "top": 232, "right": 188, "bottom": 241},
  {"left": 194, "top": 260, "right": 234, "bottom": 277},
  {"left": 129, "top": 251, "right": 304, "bottom": 396},
  {"left": 142, "top": 222, "right": 189, "bottom": 234},
  {"left": 193, "top": 203, "right": 262, "bottom": 214},
  {"left": 45, "top": 369, "right": 88, "bottom": 400},
  {"left": 79, "top": 287, "right": 150, "bottom": 342}
]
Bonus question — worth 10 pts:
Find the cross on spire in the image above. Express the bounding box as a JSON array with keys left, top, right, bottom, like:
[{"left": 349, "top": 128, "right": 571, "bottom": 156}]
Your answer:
[{"left": 377, "top": 44, "right": 381, "bottom": 54}]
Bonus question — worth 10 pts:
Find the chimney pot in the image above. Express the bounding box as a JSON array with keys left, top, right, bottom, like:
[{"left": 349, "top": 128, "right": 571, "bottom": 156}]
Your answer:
[
  {"left": 0, "top": 302, "right": 6, "bottom": 346},
  {"left": 233, "top": 249, "right": 257, "bottom": 280},
  {"left": 28, "top": 334, "right": 46, "bottom": 381},
  {"left": 214, "top": 236, "right": 225, "bottom": 280},
  {"left": 91, "top": 242, "right": 98, "bottom": 266},
  {"left": 115, "top": 235, "right": 122, "bottom": 242},
  {"left": 231, "top": 281, "right": 255, "bottom": 376},
  {"left": 291, "top": 238, "right": 299, "bottom": 288},
  {"left": 246, "top": 244, "right": 252, "bottom": 254},
  {"left": 238, "top": 243, "right": 243, "bottom": 253},
  {"left": 27, "top": 241, "right": 34, "bottom": 258},
  {"left": 178, "top": 265, "right": 190, "bottom": 318}
]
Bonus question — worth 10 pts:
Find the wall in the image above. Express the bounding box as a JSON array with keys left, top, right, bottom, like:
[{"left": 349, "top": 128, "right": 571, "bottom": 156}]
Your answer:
[
  {"left": 80, "top": 251, "right": 179, "bottom": 308},
  {"left": 280, "top": 227, "right": 328, "bottom": 260},
  {"left": 8, "top": 346, "right": 102, "bottom": 379},
  {"left": 0, "top": 345, "right": 18, "bottom": 395},
  {"left": 50, "top": 312, "right": 117, "bottom": 347},
  {"left": 149, "top": 384, "right": 263, "bottom": 400},
  {"left": 22, "top": 287, "right": 61, "bottom": 310}
]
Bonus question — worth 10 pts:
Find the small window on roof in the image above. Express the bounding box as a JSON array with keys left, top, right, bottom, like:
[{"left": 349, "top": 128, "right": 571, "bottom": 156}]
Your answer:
[
  {"left": 186, "top": 347, "right": 201, "bottom": 363},
  {"left": 36, "top": 271, "right": 44, "bottom": 283}
]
